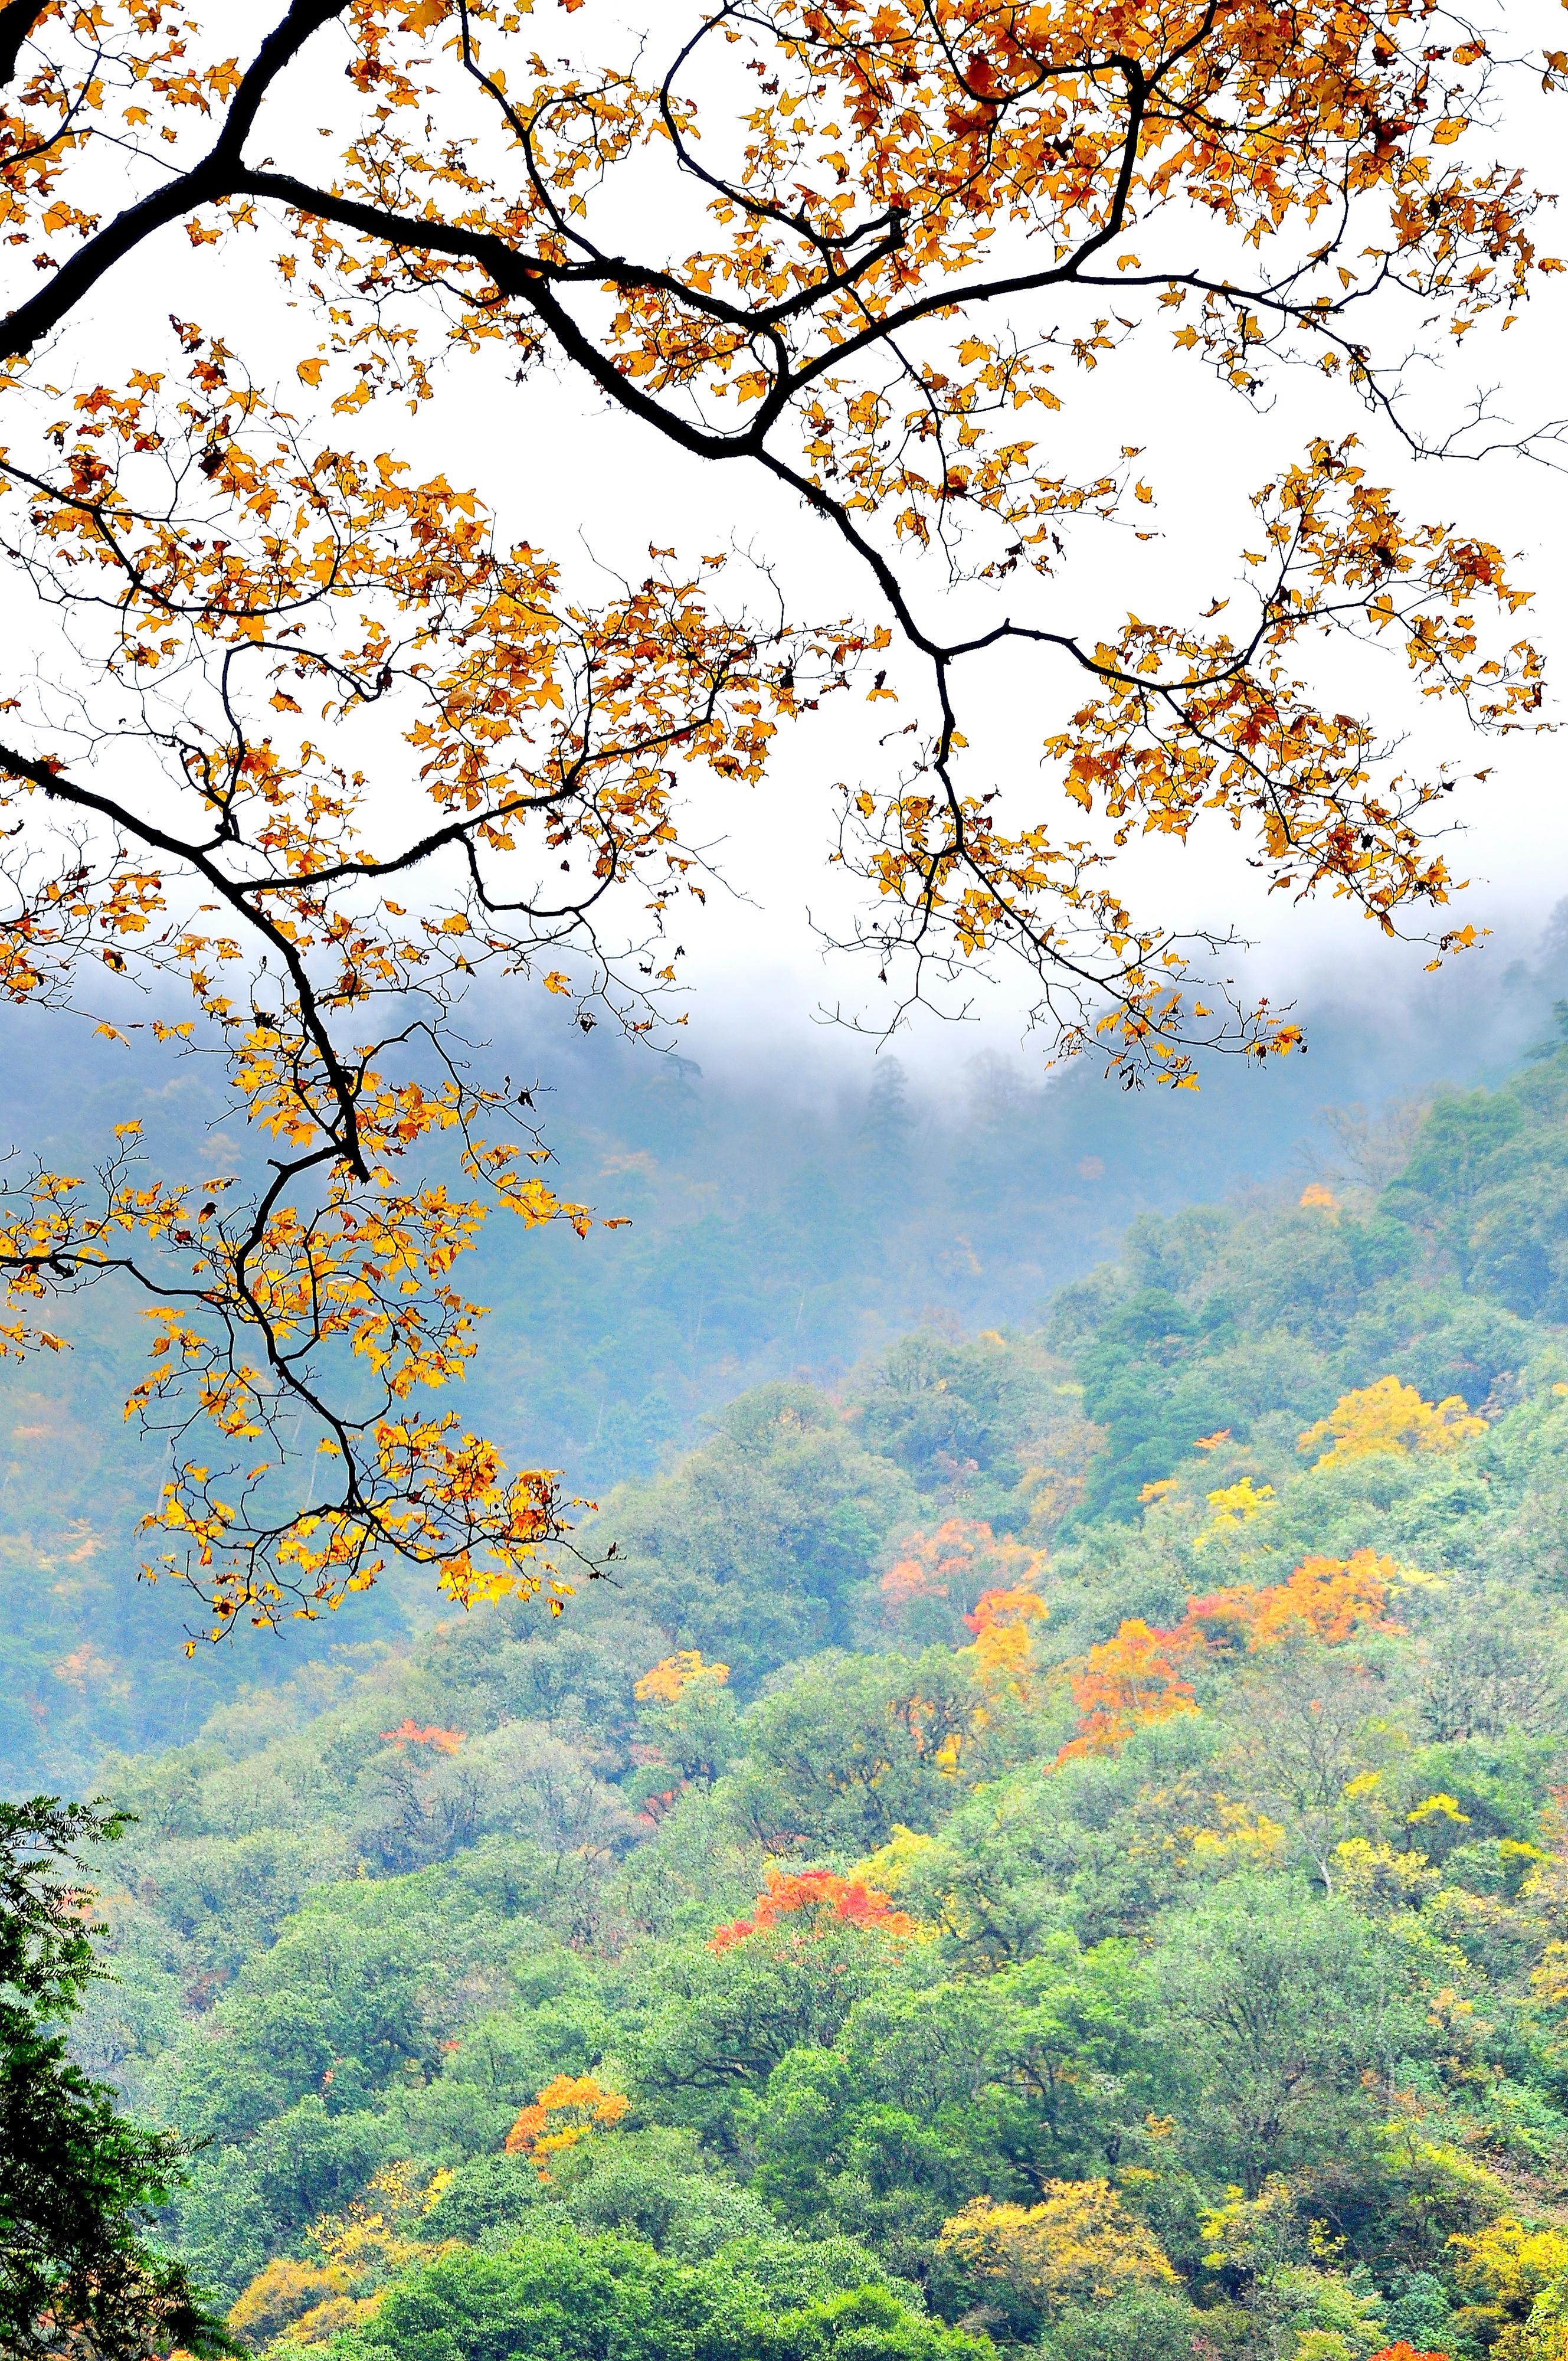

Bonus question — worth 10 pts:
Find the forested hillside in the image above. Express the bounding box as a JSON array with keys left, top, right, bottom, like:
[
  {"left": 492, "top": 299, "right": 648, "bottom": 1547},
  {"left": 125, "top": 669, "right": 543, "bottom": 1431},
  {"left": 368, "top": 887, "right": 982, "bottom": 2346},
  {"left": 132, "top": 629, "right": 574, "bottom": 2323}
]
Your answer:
[
  {"left": 63, "top": 1032, "right": 1568, "bottom": 2361},
  {"left": 6, "top": 917, "right": 1567, "bottom": 1794}
]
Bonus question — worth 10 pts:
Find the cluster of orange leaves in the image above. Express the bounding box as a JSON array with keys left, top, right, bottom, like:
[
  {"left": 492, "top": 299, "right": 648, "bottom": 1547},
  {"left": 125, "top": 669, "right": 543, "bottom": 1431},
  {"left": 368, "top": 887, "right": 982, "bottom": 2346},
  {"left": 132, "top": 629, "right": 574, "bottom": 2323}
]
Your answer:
[
  {"left": 901, "top": 1580, "right": 1054, "bottom": 1781},
  {"left": 1057, "top": 1549, "right": 1401, "bottom": 1762},
  {"left": 0, "top": 326, "right": 865, "bottom": 1641},
  {"left": 709, "top": 1865, "right": 921, "bottom": 1954},
  {"left": 503, "top": 2074, "right": 628, "bottom": 2177},
  {"left": 881, "top": 1518, "right": 1047, "bottom": 1611},
  {"left": 379, "top": 1719, "right": 464, "bottom": 1754}
]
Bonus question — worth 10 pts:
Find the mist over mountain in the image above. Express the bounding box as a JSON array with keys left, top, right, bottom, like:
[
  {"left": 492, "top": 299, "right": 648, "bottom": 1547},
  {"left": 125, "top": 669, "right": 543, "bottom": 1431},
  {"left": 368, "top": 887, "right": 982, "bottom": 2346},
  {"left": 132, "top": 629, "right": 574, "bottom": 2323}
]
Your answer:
[{"left": 4, "top": 904, "right": 1567, "bottom": 1788}]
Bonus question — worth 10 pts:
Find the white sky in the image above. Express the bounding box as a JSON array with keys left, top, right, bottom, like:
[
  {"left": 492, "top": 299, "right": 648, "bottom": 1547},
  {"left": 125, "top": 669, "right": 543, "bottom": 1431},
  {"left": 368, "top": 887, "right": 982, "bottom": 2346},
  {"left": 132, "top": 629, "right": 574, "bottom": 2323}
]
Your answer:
[{"left": 12, "top": 0, "right": 1568, "bottom": 1094}]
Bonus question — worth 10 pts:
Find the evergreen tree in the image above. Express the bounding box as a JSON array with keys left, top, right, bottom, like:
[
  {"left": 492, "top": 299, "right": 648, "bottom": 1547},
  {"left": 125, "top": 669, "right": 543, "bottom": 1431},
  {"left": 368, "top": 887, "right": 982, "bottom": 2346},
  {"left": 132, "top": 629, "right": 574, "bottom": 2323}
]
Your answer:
[{"left": 0, "top": 1797, "right": 228, "bottom": 2361}]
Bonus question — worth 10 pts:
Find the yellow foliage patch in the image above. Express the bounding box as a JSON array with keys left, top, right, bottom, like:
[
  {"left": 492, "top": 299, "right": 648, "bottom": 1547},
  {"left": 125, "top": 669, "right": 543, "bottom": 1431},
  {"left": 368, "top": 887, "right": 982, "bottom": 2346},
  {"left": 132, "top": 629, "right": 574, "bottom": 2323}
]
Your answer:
[
  {"left": 228, "top": 2161, "right": 456, "bottom": 2345},
  {"left": 939, "top": 2183, "right": 1178, "bottom": 2312},
  {"left": 634, "top": 1650, "right": 730, "bottom": 1703},
  {"left": 1299, "top": 1376, "right": 1485, "bottom": 1469}
]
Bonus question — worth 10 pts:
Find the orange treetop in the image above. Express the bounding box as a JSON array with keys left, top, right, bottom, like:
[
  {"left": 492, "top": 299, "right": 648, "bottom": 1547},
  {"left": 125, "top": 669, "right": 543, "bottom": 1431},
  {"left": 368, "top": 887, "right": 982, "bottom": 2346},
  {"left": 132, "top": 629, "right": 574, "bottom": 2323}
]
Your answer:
[{"left": 709, "top": 1865, "right": 921, "bottom": 1954}]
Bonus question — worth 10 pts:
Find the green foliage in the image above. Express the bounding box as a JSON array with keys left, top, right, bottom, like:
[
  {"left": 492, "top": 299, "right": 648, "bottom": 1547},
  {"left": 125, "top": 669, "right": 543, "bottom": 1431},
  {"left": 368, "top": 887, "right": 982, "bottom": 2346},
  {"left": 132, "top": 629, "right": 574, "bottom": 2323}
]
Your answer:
[
  {"left": 1050, "top": 1054, "right": 1568, "bottom": 1529},
  {"left": 633, "top": 1916, "right": 930, "bottom": 2157},
  {"left": 0, "top": 1797, "right": 230, "bottom": 2361},
  {"left": 714, "top": 1649, "right": 990, "bottom": 1855},
  {"left": 845, "top": 1333, "right": 1066, "bottom": 1502},
  {"left": 319, "top": 2225, "right": 981, "bottom": 2361},
  {"left": 1038, "top": 2287, "right": 1217, "bottom": 2361},
  {"left": 747, "top": 1940, "right": 1160, "bottom": 2256},
  {"left": 1149, "top": 1879, "right": 1430, "bottom": 2199},
  {"left": 580, "top": 1386, "right": 917, "bottom": 1677},
  {"left": 540, "top": 2127, "right": 779, "bottom": 2255}
]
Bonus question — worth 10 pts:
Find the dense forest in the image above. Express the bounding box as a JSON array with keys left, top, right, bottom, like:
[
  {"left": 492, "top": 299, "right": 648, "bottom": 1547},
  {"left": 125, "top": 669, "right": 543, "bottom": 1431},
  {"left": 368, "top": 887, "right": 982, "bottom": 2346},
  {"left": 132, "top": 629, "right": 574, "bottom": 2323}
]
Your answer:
[{"left": 42, "top": 1013, "right": 1568, "bottom": 2361}]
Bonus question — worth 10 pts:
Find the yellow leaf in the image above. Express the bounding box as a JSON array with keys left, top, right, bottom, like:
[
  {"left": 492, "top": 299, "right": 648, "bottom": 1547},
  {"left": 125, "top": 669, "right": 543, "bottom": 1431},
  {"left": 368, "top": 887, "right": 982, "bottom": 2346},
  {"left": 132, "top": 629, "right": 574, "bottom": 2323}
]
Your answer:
[{"left": 542, "top": 971, "right": 571, "bottom": 995}]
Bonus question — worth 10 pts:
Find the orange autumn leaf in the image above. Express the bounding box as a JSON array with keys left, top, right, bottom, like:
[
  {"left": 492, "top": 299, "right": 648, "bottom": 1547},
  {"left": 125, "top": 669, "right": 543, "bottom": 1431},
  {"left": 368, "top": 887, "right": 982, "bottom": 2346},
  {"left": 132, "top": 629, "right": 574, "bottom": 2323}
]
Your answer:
[
  {"left": 883, "top": 1518, "right": 1045, "bottom": 1601},
  {"left": 1189, "top": 1549, "right": 1404, "bottom": 1650},
  {"left": 964, "top": 1584, "right": 1050, "bottom": 1640},
  {"left": 882, "top": 1517, "right": 992, "bottom": 1606},
  {"left": 962, "top": 1583, "right": 1050, "bottom": 1704},
  {"left": 1056, "top": 1550, "right": 1402, "bottom": 1761}
]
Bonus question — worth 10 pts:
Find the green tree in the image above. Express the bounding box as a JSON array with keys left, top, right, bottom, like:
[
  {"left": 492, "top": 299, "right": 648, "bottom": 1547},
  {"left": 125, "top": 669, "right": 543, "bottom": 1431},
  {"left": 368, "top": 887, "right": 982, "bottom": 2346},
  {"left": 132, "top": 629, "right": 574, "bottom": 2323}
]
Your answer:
[
  {"left": 601, "top": 1388, "right": 916, "bottom": 1676},
  {"left": 1151, "top": 1879, "right": 1428, "bottom": 2203},
  {"left": 0, "top": 1797, "right": 229, "bottom": 2361},
  {"left": 320, "top": 2223, "right": 987, "bottom": 2361},
  {"left": 634, "top": 1914, "right": 927, "bottom": 2151},
  {"left": 1039, "top": 2287, "right": 1213, "bottom": 2361},
  {"left": 849, "top": 1335, "right": 1033, "bottom": 1489},
  {"left": 750, "top": 1940, "right": 1159, "bottom": 2251},
  {"left": 1384, "top": 1090, "right": 1530, "bottom": 1294},
  {"left": 715, "top": 1650, "right": 988, "bottom": 1856}
]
